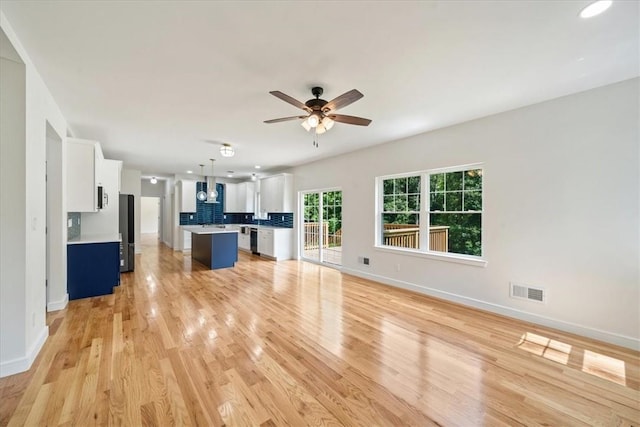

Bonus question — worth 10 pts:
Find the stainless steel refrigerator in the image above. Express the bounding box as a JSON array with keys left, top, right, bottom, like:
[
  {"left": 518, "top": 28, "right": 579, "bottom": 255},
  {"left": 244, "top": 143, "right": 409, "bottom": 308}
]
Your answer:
[{"left": 119, "top": 194, "right": 135, "bottom": 272}]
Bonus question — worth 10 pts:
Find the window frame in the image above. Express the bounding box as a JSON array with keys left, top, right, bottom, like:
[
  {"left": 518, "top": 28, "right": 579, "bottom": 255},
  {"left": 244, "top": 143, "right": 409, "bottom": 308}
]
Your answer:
[{"left": 375, "top": 163, "right": 487, "bottom": 267}]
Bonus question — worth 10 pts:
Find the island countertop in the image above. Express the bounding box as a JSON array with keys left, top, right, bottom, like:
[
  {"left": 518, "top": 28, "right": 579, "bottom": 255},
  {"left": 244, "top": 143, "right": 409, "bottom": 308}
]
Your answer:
[{"left": 182, "top": 226, "right": 240, "bottom": 235}]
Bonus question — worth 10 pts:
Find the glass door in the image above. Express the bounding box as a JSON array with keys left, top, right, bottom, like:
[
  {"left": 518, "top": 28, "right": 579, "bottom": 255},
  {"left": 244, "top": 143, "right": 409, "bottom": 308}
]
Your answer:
[{"left": 301, "top": 190, "right": 342, "bottom": 266}]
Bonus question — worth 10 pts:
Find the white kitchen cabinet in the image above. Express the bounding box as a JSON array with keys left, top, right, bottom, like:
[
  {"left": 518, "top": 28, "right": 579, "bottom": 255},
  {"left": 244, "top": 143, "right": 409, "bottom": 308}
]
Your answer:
[
  {"left": 257, "top": 228, "right": 274, "bottom": 257},
  {"left": 258, "top": 227, "right": 293, "bottom": 260},
  {"left": 225, "top": 182, "right": 255, "bottom": 213},
  {"left": 178, "top": 180, "right": 197, "bottom": 212},
  {"left": 67, "top": 138, "right": 104, "bottom": 212},
  {"left": 238, "top": 233, "right": 251, "bottom": 251},
  {"left": 80, "top": 159, "right": 122, "bottom": 236},
  {"left": 259, "top": 174, "right": 293, "bottom": 213},
  {"left": 183, "top": 230, "right": 191, "bottom": 251}
]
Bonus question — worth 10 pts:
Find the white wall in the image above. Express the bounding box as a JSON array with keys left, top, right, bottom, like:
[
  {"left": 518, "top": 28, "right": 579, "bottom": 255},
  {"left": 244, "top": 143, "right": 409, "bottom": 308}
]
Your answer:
[
  {"left": 163, "top": 178, "right": 174, "bottom": 248},
  {"left": 290, "top": 78, "right": 639, "bottom": 349},
  {"left": 121, "top": 168, "right": 142, "bottom": 254},
  {"left": 81, "top": 159, "right": 121, "bottom": 236},
  {"left": 141, "top": 197, "right": 160, "bottom": 234},
  {"left": 141, "top": 179, "right": 165, "bottom": 197},
  {"left": 1, "top": 29, "right": 27, "bottom": 371},
  {"left": 1, "top": 13, "right": 68, "bottom": 377},
  {"left": 46, "top": 123, "right": 67, "bottom": 312}
]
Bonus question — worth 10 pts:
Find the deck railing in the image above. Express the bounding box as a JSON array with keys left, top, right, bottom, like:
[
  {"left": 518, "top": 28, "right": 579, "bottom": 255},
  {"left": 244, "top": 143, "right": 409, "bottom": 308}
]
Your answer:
[
  {"left": 382, "top": 224, "right": 449, "bottom": 252},
  {"left": 303, "top": 223, "right": 448, "bottom": 252},
  {"left": 303, "top": 222, "right": 342, "bottom": 249}
]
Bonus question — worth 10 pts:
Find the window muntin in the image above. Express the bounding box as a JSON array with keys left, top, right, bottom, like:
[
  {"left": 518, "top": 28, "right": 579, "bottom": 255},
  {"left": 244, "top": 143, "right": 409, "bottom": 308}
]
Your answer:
[{"left": 377, "top": 166, "right": 483, "bottom": 258}]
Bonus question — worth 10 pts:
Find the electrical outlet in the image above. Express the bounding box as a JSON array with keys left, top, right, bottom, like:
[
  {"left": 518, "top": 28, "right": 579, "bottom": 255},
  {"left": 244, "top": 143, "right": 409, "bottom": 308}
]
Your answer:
[
  {"left": 190, "top": 214, "right": 194, "bottom": 219},
  {"left": 281, "top": 216, "right": 285, "bottom": 221},
  {"left": 68, "top": 218, "right": 72, "bottom": 228},
  {"left": 395, "top": 263, "right": 400, "bottom": 272}
]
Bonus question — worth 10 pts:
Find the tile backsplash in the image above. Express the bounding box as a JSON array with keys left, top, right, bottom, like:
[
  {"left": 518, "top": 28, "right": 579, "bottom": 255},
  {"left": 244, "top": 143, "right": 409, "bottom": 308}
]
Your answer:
[
  {"left": 223, "top": 213, "right": 293, "bottom": 228},
  {"left": 178, "top": 182, "right": 293, "bottom": 228},
  {"left": 67, "top": 212, "right": 81, "bottom": 240},
  {"left": 180, "top": 182, "right": 224, "bottom": 225}
]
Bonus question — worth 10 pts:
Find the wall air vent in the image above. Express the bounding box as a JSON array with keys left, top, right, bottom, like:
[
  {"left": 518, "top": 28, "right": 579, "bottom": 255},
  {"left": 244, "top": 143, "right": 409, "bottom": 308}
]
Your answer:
[{"left": 510, "top": 282, "right": 546, "bottom": 303}]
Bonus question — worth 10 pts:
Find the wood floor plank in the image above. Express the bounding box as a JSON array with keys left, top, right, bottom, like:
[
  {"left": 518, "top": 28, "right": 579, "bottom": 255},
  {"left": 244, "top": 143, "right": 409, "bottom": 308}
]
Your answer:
[{"left": 0, "top": 234, "right": 638, "bottom": 426}]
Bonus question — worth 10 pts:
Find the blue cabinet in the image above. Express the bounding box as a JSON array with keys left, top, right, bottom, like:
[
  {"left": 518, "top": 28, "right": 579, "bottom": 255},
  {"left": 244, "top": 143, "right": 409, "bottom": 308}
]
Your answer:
[
  {"left": 191, "top": 232, "right": 238, "bottom": 269},
  {"left": 67, "top": 242, "right": 120, "bottom": 300}
]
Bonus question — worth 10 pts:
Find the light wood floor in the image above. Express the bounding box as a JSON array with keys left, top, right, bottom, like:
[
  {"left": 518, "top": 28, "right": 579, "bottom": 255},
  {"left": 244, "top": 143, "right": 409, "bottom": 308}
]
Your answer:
[{"left": 1, "top": 235, "right": 639, "bottom": 426}]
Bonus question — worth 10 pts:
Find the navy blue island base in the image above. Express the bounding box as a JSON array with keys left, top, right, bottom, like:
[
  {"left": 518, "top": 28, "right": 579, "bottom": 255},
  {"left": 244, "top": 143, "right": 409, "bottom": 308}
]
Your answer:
[{"left": 191, "top": 231, "right": 238, "bottom": 269}]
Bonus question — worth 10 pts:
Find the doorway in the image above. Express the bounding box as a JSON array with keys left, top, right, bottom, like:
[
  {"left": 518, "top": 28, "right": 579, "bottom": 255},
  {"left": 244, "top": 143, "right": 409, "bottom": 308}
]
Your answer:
[
  {"left": 141, "top": 197, "right": 160, "bottom": 238},
  {"left": 301, "top": 189, "right": 342, "bottom": 266}
]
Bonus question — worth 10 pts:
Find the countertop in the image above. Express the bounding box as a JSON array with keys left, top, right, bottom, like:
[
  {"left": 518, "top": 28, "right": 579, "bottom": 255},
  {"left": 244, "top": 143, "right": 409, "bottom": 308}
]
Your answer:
[
  {"left": 68, "top": 233, "right": 122, "bottom": 245},
  {"left": 182, "top": 226, "right": 239, "bottom": 235},
  {"left": 182, "top": 224, "right": 292, "bottom": 231}
]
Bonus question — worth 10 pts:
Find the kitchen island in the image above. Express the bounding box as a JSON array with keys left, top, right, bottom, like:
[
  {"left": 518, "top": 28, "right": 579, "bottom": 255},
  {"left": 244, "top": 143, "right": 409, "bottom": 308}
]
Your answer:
[{"left": 183, "top": 226, "right": 238, "bottom": 269}]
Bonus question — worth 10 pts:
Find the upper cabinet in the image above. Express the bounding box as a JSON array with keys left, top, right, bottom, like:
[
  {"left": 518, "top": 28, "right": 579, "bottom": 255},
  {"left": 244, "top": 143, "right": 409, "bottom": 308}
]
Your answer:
[
  {"left": 259, "top": 173, "right": 293, "bottom": 213},
  {"left": 177, "top": 180, "right": 196, "bottom": 212},
  {"left": 67, "top": 138, "right": 104, "bottom": 212},
  {"left": 224, "top": 181, "right": 255, "bottom": 213}
]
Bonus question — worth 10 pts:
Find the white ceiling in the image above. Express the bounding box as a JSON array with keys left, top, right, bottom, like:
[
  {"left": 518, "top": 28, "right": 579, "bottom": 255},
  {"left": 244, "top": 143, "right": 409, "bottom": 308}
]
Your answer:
[{"left": 2, "top": 1, "right": 638, "bottom": 179}]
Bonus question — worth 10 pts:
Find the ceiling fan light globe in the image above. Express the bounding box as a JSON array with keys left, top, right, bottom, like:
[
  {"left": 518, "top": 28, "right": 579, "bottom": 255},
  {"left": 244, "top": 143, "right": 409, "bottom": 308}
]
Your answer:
[
  {"left": 322, "top": 117, "right": 335, "bottom": 130},
  {"left": 316, "top": 123, "right": 327, "bottom": 134},
  {"left": 307, "top": 114, "right": 320, "bottom": 128},
  {"left": 301, "top": 121, "right": 311, "bottom": 131},
  {"left": 220, "top": 144, "right": 234, "bottom": 157}
]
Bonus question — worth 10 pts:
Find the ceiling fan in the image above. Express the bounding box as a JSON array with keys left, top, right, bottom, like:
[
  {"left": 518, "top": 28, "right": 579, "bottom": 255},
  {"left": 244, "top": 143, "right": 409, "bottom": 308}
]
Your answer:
[{"left": 264, "top": 86, "right": 372, "bottom": 135}]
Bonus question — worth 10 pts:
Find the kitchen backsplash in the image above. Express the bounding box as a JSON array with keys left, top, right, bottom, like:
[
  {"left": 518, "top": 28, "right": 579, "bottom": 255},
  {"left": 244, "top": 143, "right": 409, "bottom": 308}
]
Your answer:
[
  {"left": 224, "top": 213, "right": 294, "bottom": 228},
  {"left": 180, "top": 182, "right": 224, "bottom": 225},
  {"left": 179, "top": 182, "right": 293, "bottom": 228},
  {"left": 67, "top": 212, "right": 81, "bottom": 240}
]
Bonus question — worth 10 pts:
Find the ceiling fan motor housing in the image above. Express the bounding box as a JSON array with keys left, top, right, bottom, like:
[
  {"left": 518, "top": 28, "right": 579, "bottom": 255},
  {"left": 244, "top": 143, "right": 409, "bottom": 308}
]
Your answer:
[{"left": 306, "top": 87, "right": 328, "bottom": 112}]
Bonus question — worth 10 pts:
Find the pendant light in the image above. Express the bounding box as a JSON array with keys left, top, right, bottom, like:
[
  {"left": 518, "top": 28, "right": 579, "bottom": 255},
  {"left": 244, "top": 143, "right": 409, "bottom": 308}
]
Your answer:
[
  {"left": 196, "top": 164, "right": 207, "bottom": 201},
  {"left": 205, "top": 158, "right": 218, "bottom": 204}
]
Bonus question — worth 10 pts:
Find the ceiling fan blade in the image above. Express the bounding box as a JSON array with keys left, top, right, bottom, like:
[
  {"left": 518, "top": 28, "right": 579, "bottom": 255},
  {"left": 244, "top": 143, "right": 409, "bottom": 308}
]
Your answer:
[
  {"left": 323, "top": 89, "right": 364, "bottom": 112},
  {"left": 269, "top": 91, "right": 311, "bottom": 112},
  {"left": 329, "top": 114, "right": 372, "bottom": 126},
  {"left": 264, "top": 115, "right": 307, "bottom": 124}
]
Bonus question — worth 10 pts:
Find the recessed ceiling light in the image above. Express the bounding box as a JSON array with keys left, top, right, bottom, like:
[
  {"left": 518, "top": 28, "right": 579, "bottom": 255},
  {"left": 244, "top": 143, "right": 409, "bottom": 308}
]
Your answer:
[
  {"left": 579, "top": 1, "right": 612, "bottom": 18},
  {"left": 255, "top": 165, "right": 261, "bottom": 169},
  {"left": 186, "top": 170, "right": 193, "bottom": 174}
]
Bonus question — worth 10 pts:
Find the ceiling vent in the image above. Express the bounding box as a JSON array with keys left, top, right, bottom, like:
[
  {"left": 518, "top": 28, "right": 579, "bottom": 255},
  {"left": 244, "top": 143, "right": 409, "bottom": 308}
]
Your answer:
[{"left": 510, "top": 282, "right": 546, "bottom": 304}]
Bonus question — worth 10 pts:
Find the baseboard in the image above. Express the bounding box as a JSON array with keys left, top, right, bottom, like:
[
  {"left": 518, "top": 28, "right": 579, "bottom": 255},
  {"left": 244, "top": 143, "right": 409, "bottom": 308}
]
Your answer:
[
  {"left": 341, "top": 267, "right": 639, "bottom": 351},
  {"left": 0, "top": 325, "right": 49, "bottom": 378},
  {"left": 47, "top": 293, "right": 68, "bottom": 312}
]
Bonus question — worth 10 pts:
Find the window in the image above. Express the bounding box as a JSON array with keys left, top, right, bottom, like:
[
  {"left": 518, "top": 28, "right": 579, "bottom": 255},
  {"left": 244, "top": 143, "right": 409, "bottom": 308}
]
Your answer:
[
  {"left": 377, "top": 165, "right": 483, "bottom": 260},
  {"left": 381, "top": 175, "right": 421, "bottom": 249},
  {"left": 429, "top": 169, "right": 482, "bottom": 256}
]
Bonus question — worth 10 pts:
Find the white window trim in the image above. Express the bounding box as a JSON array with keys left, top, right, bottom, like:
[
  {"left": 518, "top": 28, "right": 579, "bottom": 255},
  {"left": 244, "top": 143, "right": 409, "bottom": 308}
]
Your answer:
[{"left": 376, "top": 163, "right": 486, "bottom": 267}]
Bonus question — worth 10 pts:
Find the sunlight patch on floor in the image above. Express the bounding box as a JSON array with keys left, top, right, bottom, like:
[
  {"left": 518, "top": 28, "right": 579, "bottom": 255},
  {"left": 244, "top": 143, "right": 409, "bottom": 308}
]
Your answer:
[
  {"left": 517, "top": 332, "right": 572, "bottom": 365},
  {"left": 582, "top": 350, "right": 626, "bottom": 386}
]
